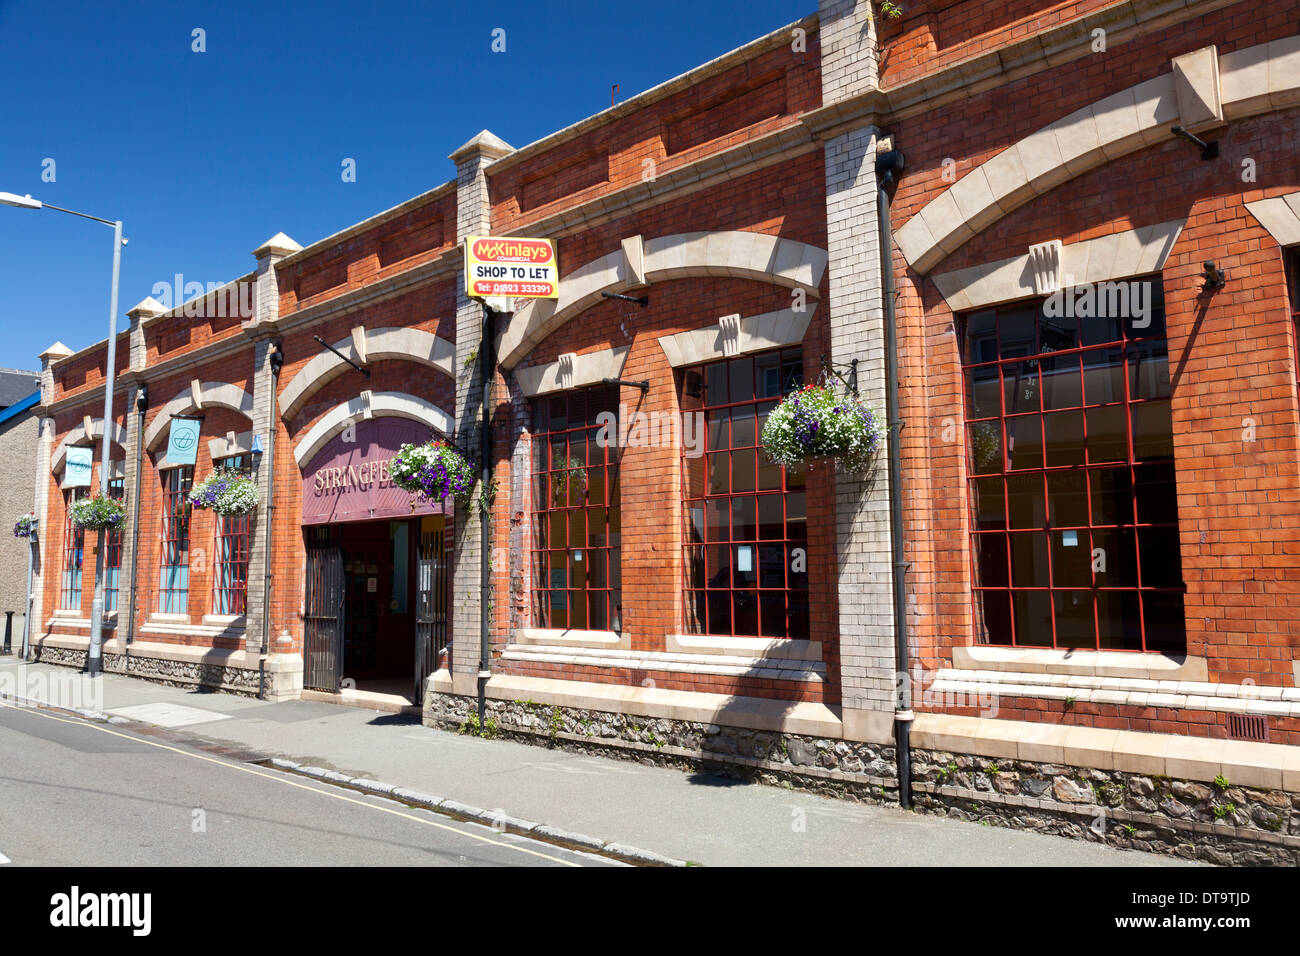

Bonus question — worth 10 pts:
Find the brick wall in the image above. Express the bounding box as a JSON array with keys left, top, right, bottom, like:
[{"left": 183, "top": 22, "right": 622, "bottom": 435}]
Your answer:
[{"left": 887, "top": 0, "right": 1300, "bottom": 729}]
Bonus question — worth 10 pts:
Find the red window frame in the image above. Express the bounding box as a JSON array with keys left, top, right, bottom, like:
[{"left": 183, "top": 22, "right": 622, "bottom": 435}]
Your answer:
[
  {"left": 104, "top": 474, "right": 125, "bottom": 612},
  {"left": 60, "top": 487, "right": 87, "bottom": 611},
  {"left": 213, "top": 455, "right": 252, "bottom": 615},
  {"left": 529, "top": 385, "right": 622, "bottom": 631},
  {"left": 159, "top": 466, "right": 193, "bottom": 614},
  {"left": 680, "top": 348, "right": 809, "bottom": 640},
  {"left": 961, "top": 277, "right": 1185, "bottom": 653}
]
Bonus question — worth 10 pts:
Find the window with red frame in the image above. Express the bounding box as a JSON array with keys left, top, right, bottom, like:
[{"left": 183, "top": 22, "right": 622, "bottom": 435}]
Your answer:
[
  {"left": 680, "top": 348, "right": 809, "bottom": 639},
  {"left": 213, "top": 454, "right": 252, "bottom": 615},
  {"left": 529, "top": 386, "right": 622, "bottom": 631},
  {"left": 104, "top": 474, "right": 124, "bottom": 612},
  {"left": 159, "top": 466, "right": 193, "bottom": 614},
  {"left": 961, "top": 277, "right": 1185, "bottom": 653},
  {"left": 60, "top": 487, "right": 87, "bottom": 611}
]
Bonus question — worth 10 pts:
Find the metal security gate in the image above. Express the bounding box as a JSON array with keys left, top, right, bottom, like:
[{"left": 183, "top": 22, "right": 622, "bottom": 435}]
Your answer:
[
  {"left": 304, "top": 527, "right": 344, "bottom": 692},
  {"left": 414, "top": 520, "right": 447, "bottom": 701}
]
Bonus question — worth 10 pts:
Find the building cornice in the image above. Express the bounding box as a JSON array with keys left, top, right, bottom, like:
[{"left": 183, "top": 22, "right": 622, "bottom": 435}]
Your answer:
[
  {"left": 850, "top": 0, "right": 1244, "bottom": 126},
  {"left": 483, "top": 13, "right": 820, "bottom": 179},
  {"left": 274, "top": 180, "right": 457, "bottom": 271}
]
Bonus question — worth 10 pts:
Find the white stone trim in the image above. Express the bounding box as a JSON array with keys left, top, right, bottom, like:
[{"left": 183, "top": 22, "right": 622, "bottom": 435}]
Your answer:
[
  {"left": 912, "top": 712, "right": 1300, "bottom": 791},
  {"left": 208, "top": 430, "right": 257, "bottom": 460},
  {"left": 928, "top": 666, "right": 1300, "bottom": 721},
  {"left": 497, "top": 231, "right": 828, "bottom": 369},
  {"left": 896, "top": 35, "right": 1300, "bottom": 274},
  {"left": 666, "top": 633, "right": 822, "bottom": 662},
  {"left": 501, "top": 643, "right": 826, "bottom": 683},
  {"left": 657, "top": 305, "right": 815, "bottom": 367},
  {"left": 512, "top": 627, "right": 630, "bottom": 650},
  {"left": 292, "top": 391, "right": 453, "bottom": 467},
  {"left": 930, "top": 220, "right": 1185, "bottom": 311},
  {"left": 144, "top": 382, "right": 254, "bottom": 452},
  {"left": 953, "top": 644, "right": 1207, "bottom": 680},
  {"left": 51, "top": 418, "right": 128, "bottom": 472},
  {"left": 1245, "top": 190, "right": 1300, "bottom": 247},
  {"left": 278, "top": 326, "right": 456, "bottom": 420},
  {"left": 430, "top": 670, "right": 842, "bottom": 737},
  {"left": 513, "top": 346, "right": 631, "bottom": 397}
]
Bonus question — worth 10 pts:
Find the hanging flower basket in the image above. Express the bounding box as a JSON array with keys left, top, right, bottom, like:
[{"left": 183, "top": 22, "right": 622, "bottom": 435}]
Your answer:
[
  {"left": 390, "top": 440, "right": 476, "bottom": 505},
  {"left": 760, "top": 384, "right": 886, "bottom": 474},
  {"left": 12, "top": 513, "right": 37, "bottom": 539},
  {"left": 189, "top": 468, "right": 259, "bottom": 517},
  {"left": 69, "top": 495, "right": 127, "bottom": 532}
]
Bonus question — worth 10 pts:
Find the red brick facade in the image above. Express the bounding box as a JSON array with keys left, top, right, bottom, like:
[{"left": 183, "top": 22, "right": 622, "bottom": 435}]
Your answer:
[{"left": 27, "top": 0, "right": 1300, "bottom": 782}]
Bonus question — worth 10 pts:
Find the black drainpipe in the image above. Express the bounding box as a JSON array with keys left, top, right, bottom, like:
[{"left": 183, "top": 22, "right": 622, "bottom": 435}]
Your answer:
[
  {"left": 876, "top": 147, "right": 913, "bottom": 810},
  {"left": 478, "top": 307, "right": 495, "bottom": 728},
  {"left": 260, "top": 341, "right": 283, "bottom": 698},
  {"left": 125, "top": 385, "right": 148, "bottom": 646}
]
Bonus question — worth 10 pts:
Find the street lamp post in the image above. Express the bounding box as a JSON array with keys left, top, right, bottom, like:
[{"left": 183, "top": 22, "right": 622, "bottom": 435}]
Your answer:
[{"left": 2, "top": 191, "right": 125, "bottom": 676}]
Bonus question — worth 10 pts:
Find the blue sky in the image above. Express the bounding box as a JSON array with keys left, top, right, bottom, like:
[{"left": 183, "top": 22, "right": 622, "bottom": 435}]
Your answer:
[{"left": 0, "top": 0, "right": 806, "bottom": 371}]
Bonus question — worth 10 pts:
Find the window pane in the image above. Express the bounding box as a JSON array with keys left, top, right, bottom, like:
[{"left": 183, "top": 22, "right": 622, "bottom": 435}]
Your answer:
[
  {"left": 728, "top": 358, "right": 753, "bottom": 404},
  {"left": 1006, "top": 473, "right": 1045, "bottom": 530},
  {"left": 968, "top": 364, "right": 1000, "bottom": 418},
  {"left": 1046, "top": 471, "right": 1088, "bottom": 528},
  {"left": 1054, "top": 590, "right": 1095, "bottom": 648},
  {"left": 1039, "top": 352, "right": 1082, "bottom": 409},
  {"left": 1012, "top": 590, "right": 1053, "bottom": 646},
  {"left": 758, "top": 495, "right": 784, "bottom": 539},
  {"left": 972, "top": 477, "right": 1005, "bottom": 530},
  {"left": 1009, "top": 532, "right": 1049, "bottom": 588},
  {"left": 1131, "top": 400, "right": 1174, "bottom": 460},
  {"left": 1043, "top": 410, "right": 1085, "bottom": 467},
  {"left": 1097, "top": 590, "right": 1142, "bottom": 650},
  {"left": 968, "top": 421, "right": 1004, "bottom": 474},
  {"left": 975, "top": 533, "right": 1009, "bottom": 588},
  {"left": 976, "top": 590, "right": 1013, "bottom": 645},
  {"left": 1006, "top": 415, "right": 1043, "bottom": 469},
  {"left": 1082, "top": 347, "right": 1124, "bottom": 404},
  {"left": 1003, "top": 360, "right": 1039, "bottom": 415},
  {"left": 1090, "top": 467, "right": 1133, "bottom": 526},
  {"left": 731, "top": 449, "right": 756, "bottom": 492},
  {"left": 1085, "top": 405, "right": 1127, "bottom": 462},
  {"left": 1138, "top": 526, "right": 1182, "bottom": 587},
  {"left": 1051, "top": 528, "right": 1091, "bottom": 586},
  {"left": 731, "top": 496, "right": 756, "bottom": 541},
  {"left": 1092, "top": 527, "right": 1138, "bottom": 588}
]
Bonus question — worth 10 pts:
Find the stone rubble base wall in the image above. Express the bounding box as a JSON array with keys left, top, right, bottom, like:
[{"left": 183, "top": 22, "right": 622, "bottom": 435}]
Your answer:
[
  {"left": 424, "top": 691, "right": 899, "bottom": 803},
  {"left": 910, "top": 749, "right": 1300, "bottom": 867},
  {"left": 427, "top": 691, "right": 1300, "bottom": 866},
  {"left": 33, "top": 643, "right": 272, "bottom": 698}
]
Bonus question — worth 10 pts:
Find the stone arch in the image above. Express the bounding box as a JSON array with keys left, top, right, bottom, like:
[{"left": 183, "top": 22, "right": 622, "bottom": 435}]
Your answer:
[
  {"left": 496, "top": 230, "right": 828, "bottom": 370},
  {"left": 278, "top": 326, "right": 456, "bottom": 420},
  {"left": 52, "top": 418, "right": 128, "bottom": 472},
  {"left": 894, "top": 36, "right": 1300, "bottom": 275},
  {"left": 144, "top": 382, "right": 254, "bottom": 452},
  {"left": 292, "top": 391, "right": 453, "bottom": 467}
]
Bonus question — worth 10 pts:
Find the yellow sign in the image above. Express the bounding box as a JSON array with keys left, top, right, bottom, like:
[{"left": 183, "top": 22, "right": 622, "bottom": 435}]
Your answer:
[{"left": 464, "top": 235, "right": 558, "bottom": 299}]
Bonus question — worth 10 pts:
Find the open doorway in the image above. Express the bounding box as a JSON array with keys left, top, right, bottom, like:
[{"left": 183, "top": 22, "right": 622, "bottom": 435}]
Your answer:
[{"left": 303, "top": 515, "right": 447, "bottom": 704}]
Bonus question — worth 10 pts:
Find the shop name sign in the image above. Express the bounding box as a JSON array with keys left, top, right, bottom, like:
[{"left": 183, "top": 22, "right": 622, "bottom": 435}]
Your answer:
[
  {"left": 465, "top": 236, "right": 558, "bottom": 299},
  {"left": 312, "top": 457, "right": 394, "bottom": 493}
]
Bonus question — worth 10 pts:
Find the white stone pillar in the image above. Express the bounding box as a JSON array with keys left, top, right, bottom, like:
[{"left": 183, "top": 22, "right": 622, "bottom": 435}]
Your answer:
[{"left": 447, "top": 130, "right": 512, "bottom": 695}]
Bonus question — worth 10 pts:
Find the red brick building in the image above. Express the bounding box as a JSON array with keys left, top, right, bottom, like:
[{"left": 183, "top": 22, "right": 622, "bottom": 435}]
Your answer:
[{"left": 27, "top": 0, "right": 1300, "bottom": 862}]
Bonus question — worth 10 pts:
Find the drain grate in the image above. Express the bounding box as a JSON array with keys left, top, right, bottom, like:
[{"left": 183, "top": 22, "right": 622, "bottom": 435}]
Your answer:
[{"left": 1226, "top": 713, "right": 1269, "bottom": 742}]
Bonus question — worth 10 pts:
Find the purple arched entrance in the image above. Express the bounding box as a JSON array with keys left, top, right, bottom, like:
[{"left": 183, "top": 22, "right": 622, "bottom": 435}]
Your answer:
[{"left": 300, "top": 417, "right": 449, "bottom": 701}]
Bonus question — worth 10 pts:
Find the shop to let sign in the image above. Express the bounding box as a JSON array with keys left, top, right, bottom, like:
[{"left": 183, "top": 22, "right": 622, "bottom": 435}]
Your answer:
[{"left": 465, "top": 236, "right": 558, "bottom": 299}]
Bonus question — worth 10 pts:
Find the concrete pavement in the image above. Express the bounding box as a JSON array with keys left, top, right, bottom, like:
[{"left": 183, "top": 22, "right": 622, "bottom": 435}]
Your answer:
[{"left": 0, "top": 658, "right": 1193, "bottom": 867}]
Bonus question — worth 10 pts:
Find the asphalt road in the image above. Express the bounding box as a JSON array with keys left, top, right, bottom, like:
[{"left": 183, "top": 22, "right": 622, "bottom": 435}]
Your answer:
[{"left": 0, "top": 702, "right": 619, "bottom": 867}]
